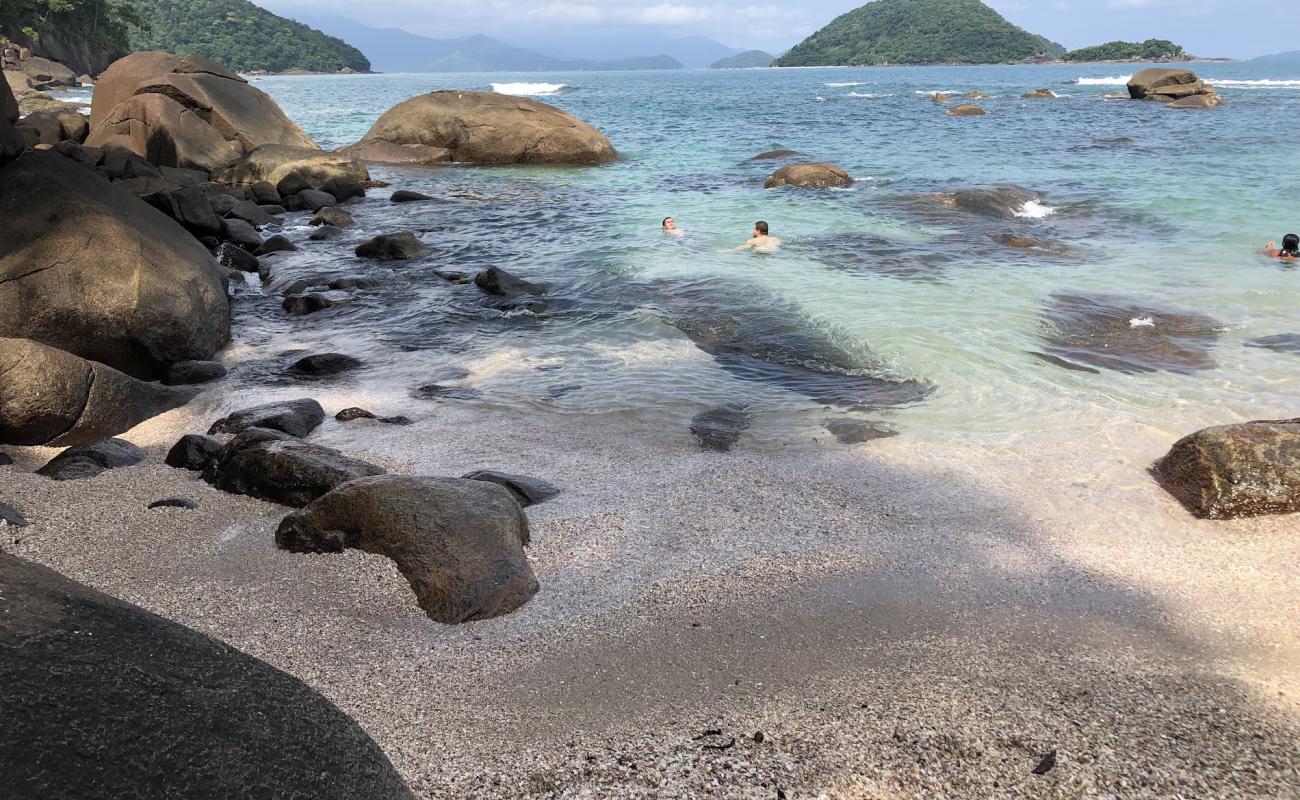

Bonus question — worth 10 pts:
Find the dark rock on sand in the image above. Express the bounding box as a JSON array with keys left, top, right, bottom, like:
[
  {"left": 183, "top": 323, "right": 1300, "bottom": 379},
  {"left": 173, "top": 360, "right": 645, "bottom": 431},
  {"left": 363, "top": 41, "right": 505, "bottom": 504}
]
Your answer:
[
  {"left": 0, "top": 338, "right": 196, "bottom": 448},
  {"left": 764, "top": 162, "right": 853, "bottom": 189},
  {"left": 276, "top": 475, "right": 537, "bottom": 623},
  {"left": 0, "top": 153, "right": 230, "bottom": 379},
  {"left": 356, "top": 90, "right": 616, "bottom": 165},
  {"left": 254, "top": 235, "right": 298, "bottom": 256},
  {"left": 165, "top": 433, "right": 223, "bottom": 472},
  {"left": 463, "top": 470, "right": 559, "bottom": 507},
  {"left": 310, "top": 207, "right": 354, "bottom": 227},
  {"left": 1245, "top": 333, "right": 1300, "bottom": 354},
  {"left": 148, "top": 497, "right": 199, "bottom": 510},
  {"left": 356, "top": 232, "right": 426, "bottom": 260},
  {"left": 216, "top": 242, "right": 261, "bottom": 272},
  {"left": 690, "top": 405, "right": 752, "bottom": 452},
  {"left": 0, "top": 500, "right": 27, "bottom": 527},
  {"left": 336, "top": 407, "right": 377, "bottom": 421},
  {"left": 0, "top": 452, "right": 11, "bottom": 466},
  {"left": 203, "top": 427, "right": 385, "bottom": 507},
  {"left": 164, "top": 360, "right": 228, "bottom": 386},
  {"left": 36, "top": 438, "right": 147, "bottom": 481},
  {"left": 207, "top": 398, "right": 325, "bottom": 437},
  {"left": 309, "top": 225, "right": 344, "bottom": 241},
  {"left": 391, "top": 189, "right": 433, "bottom": 203},
  {"left": 475, "top": 266, "right": 547, "bottom": 296},
  {"left": 0, "top": 552, "right": 415, "bottom": 800},
  {"left": 291, "top": 353, "right": 363, "bottom": 376},
  {"left": 824, "top": 418, "right": 899, "bottom": 444},
  {"left": 1152, "top": 418, "right": 1300, "bottom": 519},
  {"left": 1038, "top": 293, "right": 1221, "bottom": 374},
  {"left": 283, "top": 293, "right": 344, "bottom": 315}
]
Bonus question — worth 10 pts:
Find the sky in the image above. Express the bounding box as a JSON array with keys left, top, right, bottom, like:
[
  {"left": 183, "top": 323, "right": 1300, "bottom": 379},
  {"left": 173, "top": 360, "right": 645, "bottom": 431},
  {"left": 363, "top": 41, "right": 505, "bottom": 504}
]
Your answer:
[{"left": 257, "top": 0, "right": 1287, "bottom": 60}]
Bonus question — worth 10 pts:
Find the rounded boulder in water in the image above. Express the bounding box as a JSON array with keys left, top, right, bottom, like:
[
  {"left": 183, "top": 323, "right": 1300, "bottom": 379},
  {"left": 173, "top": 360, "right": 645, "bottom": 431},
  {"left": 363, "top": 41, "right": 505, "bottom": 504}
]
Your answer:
[
  {"left": 355, "top": 232, "right": 426, "bottom": 261},
  {"left": 763, "top": 162, "right": 853, "bottom": 189}
]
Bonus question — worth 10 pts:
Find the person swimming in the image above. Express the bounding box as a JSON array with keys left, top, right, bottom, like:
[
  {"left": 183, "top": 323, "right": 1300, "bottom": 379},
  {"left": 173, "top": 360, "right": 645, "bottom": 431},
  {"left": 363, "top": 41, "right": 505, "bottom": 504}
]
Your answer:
[
  {"left": 1262, "top": 233, "right": 1299, "bottom": 259},
  {"left": 662, "top": 216, "right": 684, "bottom": 237},
  {"left": 735, "top": 220, "right": 781, "bottom": 252}
]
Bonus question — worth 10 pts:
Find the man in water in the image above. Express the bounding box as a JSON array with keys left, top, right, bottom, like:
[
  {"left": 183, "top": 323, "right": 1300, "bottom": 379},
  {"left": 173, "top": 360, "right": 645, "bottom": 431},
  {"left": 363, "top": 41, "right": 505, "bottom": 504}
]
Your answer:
[
  {"left": 662, "top": 216, "right": 684, "bottom": 237},
  {"left": 1261, "top": 233, "right": 1299, "bottom": 260},
  {"left": 736, "top": 221, "right": 781, "bottom": 252}
]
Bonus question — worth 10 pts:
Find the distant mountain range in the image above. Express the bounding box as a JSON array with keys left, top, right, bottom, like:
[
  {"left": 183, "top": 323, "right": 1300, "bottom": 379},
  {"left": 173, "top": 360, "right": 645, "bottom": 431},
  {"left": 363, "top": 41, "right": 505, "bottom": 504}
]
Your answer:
[
  {"left": 295, "top": 15, "right": 733, "bottom": 72},
  {"left": 1252, "top": 50, "right": 1300, "bottom": 63},
  {"left": 709, "top": 50, "right": 776, "bottom": 69}
]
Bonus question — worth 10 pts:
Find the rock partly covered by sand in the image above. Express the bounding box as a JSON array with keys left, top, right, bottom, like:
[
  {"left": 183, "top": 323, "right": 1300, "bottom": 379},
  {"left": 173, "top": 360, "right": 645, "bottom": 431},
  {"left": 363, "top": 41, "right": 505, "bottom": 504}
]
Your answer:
[
  {"left": 355, "top": 90, "right": 617, "bottom": 165},
  {"left": 0, "top": 153, "right": 229, "bottom": 380},
  {"left": 0, "top": 338, "right": 196, "bottom": 447},
  {"left": 35, "top": 438, "right": 146, "bottom": 481},
  {"left": 276, "top": 475, "right": 538, "bottom": 623},
  {"left": 1153, "top": 418, "right": 1300, "bottom": 519},
  {"left": 0, "top": 553, "right": 414, "bottom": 800},
  {"left": 764, "top": 163, "right": 853, "bottom": 189},
  {"left": 463, "top": 470, "right": 560, "bottom": 507}
]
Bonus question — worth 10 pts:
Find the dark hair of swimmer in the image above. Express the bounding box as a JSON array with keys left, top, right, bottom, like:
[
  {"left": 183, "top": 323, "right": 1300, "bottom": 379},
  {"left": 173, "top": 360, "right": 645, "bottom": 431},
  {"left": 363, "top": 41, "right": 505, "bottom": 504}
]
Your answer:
[
  {"left": 1283, "top": 233, "right": 1300, "bottom": 256},
  {"left": 662, "top": 217, "right": 673, "bottom": 228},
  {"left": 755, "top": 221, "right": 769, "bottom": 235}
]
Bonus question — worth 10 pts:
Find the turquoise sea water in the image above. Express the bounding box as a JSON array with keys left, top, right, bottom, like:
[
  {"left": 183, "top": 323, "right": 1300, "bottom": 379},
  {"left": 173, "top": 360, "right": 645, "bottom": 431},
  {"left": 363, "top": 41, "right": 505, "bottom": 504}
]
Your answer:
[{"left": 237, "top": 64, "right": 1300, "bottom": 447}]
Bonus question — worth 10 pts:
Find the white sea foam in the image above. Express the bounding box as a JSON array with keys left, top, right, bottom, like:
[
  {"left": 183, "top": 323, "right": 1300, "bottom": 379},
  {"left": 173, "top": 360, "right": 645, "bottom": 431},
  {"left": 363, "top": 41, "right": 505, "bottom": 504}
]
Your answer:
[
  {"left": 847, "top": 92, "right": 887, "bottom": 98},
  {"left": 1076, "top": 75, "right": 1132, "bottom": 86},
  {"left": 1014, "top": 200, "right": 1056, "bottom": 220},
  {"left": 491, "top": 82, "right": 566, "bottom": 96},
  {"left": 1212, "top": 79, "right": 1300, "bottom": 88},
  {"left": 815, "top": 96, "right": 827, "bottom": 102},
  {"left": 825, "top": 82, "right": 866, "bottom": 87},
  {"left": 1129, "top": 316, "right": 1156, "bottom": 328}
]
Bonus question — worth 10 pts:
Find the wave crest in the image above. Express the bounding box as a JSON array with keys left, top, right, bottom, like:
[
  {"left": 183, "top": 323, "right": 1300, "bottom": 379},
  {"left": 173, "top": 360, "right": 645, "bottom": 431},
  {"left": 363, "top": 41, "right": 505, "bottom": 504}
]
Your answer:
[{"left": 491, "top": 82, "right": 566, "bottom": 96}]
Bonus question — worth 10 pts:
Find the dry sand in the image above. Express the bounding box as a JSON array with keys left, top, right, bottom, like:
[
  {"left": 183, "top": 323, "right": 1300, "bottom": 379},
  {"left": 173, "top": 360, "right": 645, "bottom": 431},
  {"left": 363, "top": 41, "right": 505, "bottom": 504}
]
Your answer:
[{"left": 1, "top": 395, "right": 1297, "bottom": 799}]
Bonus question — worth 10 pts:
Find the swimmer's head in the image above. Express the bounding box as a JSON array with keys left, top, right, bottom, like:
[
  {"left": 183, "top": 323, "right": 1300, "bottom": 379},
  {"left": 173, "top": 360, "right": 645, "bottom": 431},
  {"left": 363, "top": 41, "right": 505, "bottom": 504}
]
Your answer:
[
  {"left": 1283, "top": 233, "right": 1299, "bottom": 255},
  {"left": 754, "top": 221, "right": 769, "bottom": 236},
  {"left": 662, "top": 217, "right": 676, "bottom": 231}
]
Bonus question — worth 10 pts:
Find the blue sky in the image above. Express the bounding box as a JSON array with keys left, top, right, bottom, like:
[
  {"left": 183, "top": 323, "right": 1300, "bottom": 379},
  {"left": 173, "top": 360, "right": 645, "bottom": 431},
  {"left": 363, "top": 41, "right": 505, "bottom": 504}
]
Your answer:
[{"left": 258, "top": 0, "right": 1283, "bottom": 59}]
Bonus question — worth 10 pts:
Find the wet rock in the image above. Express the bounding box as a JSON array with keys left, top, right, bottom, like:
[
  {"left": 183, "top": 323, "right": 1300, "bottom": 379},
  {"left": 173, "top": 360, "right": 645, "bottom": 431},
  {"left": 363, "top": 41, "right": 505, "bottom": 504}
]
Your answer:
[
  {"left": 751, "top": 149, "right": 800, "bottom": 160},
  {"left": 203, "top": 427, "right": 385, "bottom": 507},
  {"left": 0, "top": 500, "right": 26, "bottom": 527},
  {"left": 253, "top": 235, "right": 298, "bottom": 256},
  {"left": 275, "top": 171, "right": 313, "bottom": 197},
  {"left": 0, "top": 338, "right": 196, "bottom": 448},
  {"left": 690, "top": 405, "right": 752, "bottom": 452},
  {"left": 309, "top": 225, "right": 344, "bottom": 241},
  {"left": 1027, "top": 351, "right": 1101, "bottom": 374},
  {"left": 336, "top": 407, "right": 377, "bottom": 421},
  {"left": 292, "top": 188, "right": 334, "bottom": 212},
  {"left": 940, "top": 185, "right": 1042, "bottom": 219},
  {"left": 276, "top": 475, "right": 537, "bottom": 623},
  {"left": 1022, "top": 88, "right": 1056, "bottom": 99},
  {"left": 1153, "top": 418, "right": 1300, "bottom": 519},
  {"left": 946, "top": 104, "right": 987, "bottom": 116},
  {"left": 309, "top": 207, "right": 353, "bottom": 227},
  {"left": 931, "top": 93, "right": 950, "bottom": 102},
  {"left": 474, "top": 266, "right": 547, "bottom": 296},
  {"left": 357, "top": 90, "right": 616, "bottom": 165},
  {"left": 463, "top": 470, "right": 559, "bottom": 507},
  {"left": 164, "top": 360, "right": 228, "bottom": 386},
  {"left": 1039, "top": 293, "right": 1221, "bottom": 374},
  {"left": 1167, "top": 92, "right": 1222, "bottom": 110},
  {"left": 1245, "top": 333, "right": 1300, "bottom": 354},
  {"left": 148, "top": 497, "right": 198, "bottom": 510},
  {"left": 36, "top": 438, "right": 146, "bottom": 481},
  {"left": 824, "top": 418, "right": 899, "bottom": 444},
  {"left": 764, "top": 162, "right": 853, "bottom": 189},
  {"left": 391, "top": 189, "right": 433, "bottom": 203},
  {"left": 413, "top": 384, "right": 481, "bottom": 400},
  {"left": 220, "top": 218, "right": 263, "bottom": 251},
  {"left": 216, "top": 242, "right": 260, "bottom": 272},
  {"left": 379, "top": 415, "right": 413, "bottom": 426},
  {"left": 165, "top": 433, "right": 223, "bottom": 471},
  {"left": 283, "top": 293, "right": 343, "bottom": 315},
  {"left": 250, "top": 180, "right": 281, "bottom": 205},
  {"left": 207, "top": 398, "right": 325, "bottom": 437},
  {"left": 321, "top": 177, "right": 365, "bottom": 203},
  {"left": 963, "top": 91, "right": 990, "bottom": 100},
  {"left": 0, "top": 552, "right": 415, "bottom": 800},
  {"left": 227, "top": 199, "right": 279, "bottom": 227},
  {"left": 994, "top": 233, "right": 1046, "bottom": 249},
  {"left": 215, "top": 145, "right": 368, "bottom": 189},
  {"left": 290, "top": 353, "right": 363, "bottom": 376},
  {"left": 356, "top": 232, "right": 426, "bottom": 260},
  {"left": 335, "top": 139, "right": 452, "bottom": 166},
  {"left": 328, "top": 276, "right": 377, "bottom": 290}
]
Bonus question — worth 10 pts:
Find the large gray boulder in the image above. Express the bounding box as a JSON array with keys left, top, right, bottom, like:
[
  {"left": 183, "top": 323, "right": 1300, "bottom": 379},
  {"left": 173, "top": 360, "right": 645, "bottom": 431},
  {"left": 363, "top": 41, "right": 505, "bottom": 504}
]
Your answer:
[
  {"left": 0, "top": 338, "right": 196, "bottom": 447},
  {"left": 356, "top": 90, "right": 616, "bottom": 166},
  {"left": 203, "top": 427, "right": 385, "bottom": 507},
  {"left": 0, "top": 153, "right": 230, "bottom": 379},
  {"left": 89, "top": 93, "right": 242, "bottom": 171},
  {"left": 0, "top": 553, "right": 414, "bottom": 800},
  {"left": 276, "top": 475, "right": 537, "bottom": 623},
  {"left": 1153, "top": 418, "right": 1300, "bottom": 519}
]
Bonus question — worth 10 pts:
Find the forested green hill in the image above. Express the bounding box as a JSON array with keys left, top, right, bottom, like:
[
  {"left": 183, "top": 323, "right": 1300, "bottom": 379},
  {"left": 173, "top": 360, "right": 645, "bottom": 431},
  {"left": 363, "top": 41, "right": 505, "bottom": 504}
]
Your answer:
[
  {"left": 774, "top": 0, "right": 1064, "bottom": 67},
  {"left": 1062, "top": 39, "right": 1186, "bottom": 62}
]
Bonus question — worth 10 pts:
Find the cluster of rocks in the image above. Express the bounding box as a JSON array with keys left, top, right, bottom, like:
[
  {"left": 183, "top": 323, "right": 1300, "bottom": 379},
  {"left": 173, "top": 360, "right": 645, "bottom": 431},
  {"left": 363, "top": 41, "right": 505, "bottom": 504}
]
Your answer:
[
  {"left": 3, "top": 39, "right": 85, "bottom": 95},
  {"left": 1127, "top": 67, "right": 1221, "bottom": 109}
]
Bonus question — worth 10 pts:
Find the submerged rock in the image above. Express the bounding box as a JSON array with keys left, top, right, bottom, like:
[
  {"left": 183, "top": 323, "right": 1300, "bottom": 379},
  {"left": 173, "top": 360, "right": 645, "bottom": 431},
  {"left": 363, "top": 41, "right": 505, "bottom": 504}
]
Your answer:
[
  {"left": 309, "top": 225, "right": 344, "bottom": 241},
  {"left": 207, "top": 398, "right": 325, "bottom": 437},
  {"left": 203, "top": 427, "right": 385, "bottom": 507},
  {"left": 253, "top": 235, "right": 298, "bottom": 256},
  {"left": 474, "top": 266, "right": 547, "bottom": 296},
  {"left": 36, "top": 438, "right": 147, "bottom": 481},
  {"left": 946, "top": 104, "right": 987, "bottom": 116},
  {"left": 463, "top": 470, "right": 560, "bottom": 507},
  {"left": 165, "top": 433, "right": 223, "bottom": 472},
  {"left": 0, "top": 553, "right": 415, "bottom": 800},
  {"left": 390, "top": 189, "right": 433, "bottom": 203},
  {"left": 276, "top": 475, "right": 537, "bottom": 623},
  {"left": 1038, "top": 293, "right": 1221, "bottom": 374},
  {"left": 764, "top": 162, "right": 853, "bottom": 189},
  {"left": 164, "top": 360, "right": 228, "bottom": 386},
  {"left": 356, "top": 232, "right": 426, "bottom": 260},
  {"left": 934, "top": 185, "right": 1043, "bottom": 219},
  {"left": 310, "top": 207, "right": 354, "bottom": 227},
  {"left": 750, "top": 149, "right": 801, "bottom": 160},
  {"left": 824, "top": 418, "right": 898, "bottom": 444},
  {"left": 1153, "top": 418, "right": 1300, "bottom": 519},
  {"left": 1022, "top": 88, "right": 1056, "bottom": 99},
  {"left": 290, "top": 353, "right": 363, "bottom": 376},
  {"left": 1245, "top": 333, "right": 1300, "bottom": 354},
  {"left": 690, "top": 405, "right": 752, "bottom": 452},
  {"left": 283, "top": 293, "right": 344, "bottom": 315}
]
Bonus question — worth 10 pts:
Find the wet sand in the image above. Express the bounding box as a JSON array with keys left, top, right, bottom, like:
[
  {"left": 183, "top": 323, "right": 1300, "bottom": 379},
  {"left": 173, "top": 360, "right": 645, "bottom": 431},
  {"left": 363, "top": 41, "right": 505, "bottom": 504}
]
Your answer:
[{"left": 2, "top": 398, "right": 1297, "bottom": 798}]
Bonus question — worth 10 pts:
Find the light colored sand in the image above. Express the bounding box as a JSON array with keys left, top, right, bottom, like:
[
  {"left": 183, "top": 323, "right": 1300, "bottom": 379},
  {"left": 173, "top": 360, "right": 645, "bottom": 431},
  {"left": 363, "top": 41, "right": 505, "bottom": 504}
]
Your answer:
[{"left": 1, "top": 398, "right": 1297, "bottom": 798}]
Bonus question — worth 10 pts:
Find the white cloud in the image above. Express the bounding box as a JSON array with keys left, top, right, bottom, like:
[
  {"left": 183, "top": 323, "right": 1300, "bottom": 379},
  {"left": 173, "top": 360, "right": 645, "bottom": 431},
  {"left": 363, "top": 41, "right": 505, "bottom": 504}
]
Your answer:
[{"left": 528, "top": 2, "right": 607, "bottom": 21}]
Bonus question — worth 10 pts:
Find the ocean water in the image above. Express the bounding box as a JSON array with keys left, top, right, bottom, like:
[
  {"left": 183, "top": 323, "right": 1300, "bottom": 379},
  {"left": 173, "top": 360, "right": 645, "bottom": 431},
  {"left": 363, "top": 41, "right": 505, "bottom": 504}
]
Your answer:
[{"left": 236, "top": 63, "right": 1300, "bottom": 449}]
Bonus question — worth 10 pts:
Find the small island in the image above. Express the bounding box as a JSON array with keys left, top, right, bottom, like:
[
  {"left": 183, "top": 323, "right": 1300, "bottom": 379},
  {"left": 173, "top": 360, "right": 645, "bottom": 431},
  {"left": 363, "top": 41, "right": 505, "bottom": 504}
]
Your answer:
[
  {"left": 708, "top": 50, "right": 776, "bottom": 69},
  {"left": 1063, "top": 39, "right": 1188, "bottom": 63}
]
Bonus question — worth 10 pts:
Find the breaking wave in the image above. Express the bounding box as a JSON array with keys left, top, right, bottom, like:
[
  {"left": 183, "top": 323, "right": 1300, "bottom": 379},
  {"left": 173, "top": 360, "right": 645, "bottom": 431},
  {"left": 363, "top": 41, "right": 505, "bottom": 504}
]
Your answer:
[{"left": 491, "top": 82, "right": 566, "bottom": 96}]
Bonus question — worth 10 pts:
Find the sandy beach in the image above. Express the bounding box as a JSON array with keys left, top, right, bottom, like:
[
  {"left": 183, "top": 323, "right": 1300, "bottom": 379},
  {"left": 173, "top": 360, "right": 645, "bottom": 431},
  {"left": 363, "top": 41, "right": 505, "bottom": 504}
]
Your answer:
[{"left": 4, "top": 393, "right": 1297, "bottom": 798}]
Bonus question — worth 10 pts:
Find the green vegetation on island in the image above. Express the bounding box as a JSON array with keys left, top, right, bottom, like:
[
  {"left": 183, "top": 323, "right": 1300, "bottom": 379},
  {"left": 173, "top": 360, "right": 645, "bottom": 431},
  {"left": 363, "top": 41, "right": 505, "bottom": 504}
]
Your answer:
[
  {"left": 1, "top": 1, "right": 142, "bottom": 60},
  {"left": 774, "top": 0, "right": 1064, "bottom": 67},
  {"left": 1063, "top": 39, "right": 1186, "bottom": 62},
  {"left": 124, "top": 0, "right": 370, "bottom": 73},
  {"left": 708, "top": 50, "right": 776, "bottom": 69}
]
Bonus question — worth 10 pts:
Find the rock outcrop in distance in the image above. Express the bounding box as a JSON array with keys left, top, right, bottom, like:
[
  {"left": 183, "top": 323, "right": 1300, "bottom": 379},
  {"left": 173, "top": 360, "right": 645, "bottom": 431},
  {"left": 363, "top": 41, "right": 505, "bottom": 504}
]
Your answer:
[
  {"left": 1127, "top": 67, "right": 1221, "bottom": 109},
  {"left": 774, "top": 0, "right": 1064, "bottom": 67},
  {"left": 0, "top": 553, "right": 414, "bottom": 800},
  {"left": 348, "top": 90, "right": 617, "bottom": 166}
]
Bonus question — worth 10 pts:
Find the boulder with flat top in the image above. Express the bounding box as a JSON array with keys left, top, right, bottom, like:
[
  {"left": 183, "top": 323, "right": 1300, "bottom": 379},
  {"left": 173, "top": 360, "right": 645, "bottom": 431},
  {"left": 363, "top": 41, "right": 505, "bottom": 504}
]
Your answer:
[{"left": 1127, "top": 68, "right": 1220, "bottom": 108}]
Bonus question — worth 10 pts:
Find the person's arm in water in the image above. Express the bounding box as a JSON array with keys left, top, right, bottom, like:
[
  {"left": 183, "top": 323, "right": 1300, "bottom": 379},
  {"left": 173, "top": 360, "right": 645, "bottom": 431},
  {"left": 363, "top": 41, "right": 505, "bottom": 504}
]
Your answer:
[
  {"left": 733, "top": 237, "right": 760, "bottom": 252},
  {"left": 1260, "top": 242, "right": 1280, "bottom": 256}
]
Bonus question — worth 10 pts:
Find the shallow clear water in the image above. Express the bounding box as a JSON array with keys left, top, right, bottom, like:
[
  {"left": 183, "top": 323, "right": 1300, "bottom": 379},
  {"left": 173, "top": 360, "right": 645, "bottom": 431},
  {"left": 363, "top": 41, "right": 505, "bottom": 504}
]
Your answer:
[{"left": 237, "top": 63, "right": 1300, "bottom": 447}]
